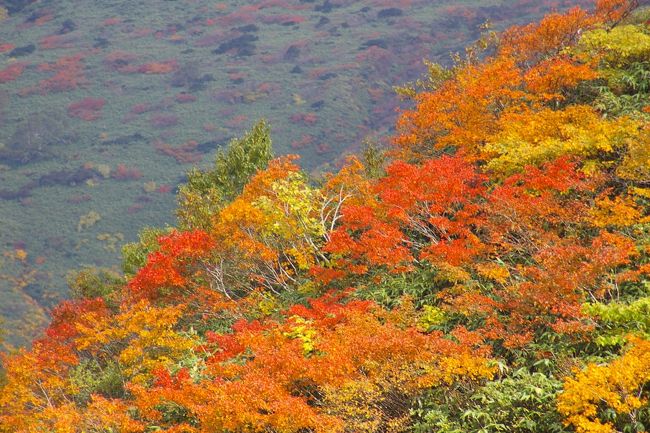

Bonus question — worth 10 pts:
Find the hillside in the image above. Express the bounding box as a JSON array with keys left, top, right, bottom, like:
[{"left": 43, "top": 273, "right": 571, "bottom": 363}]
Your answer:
[
  {"left": 2, "top": 0, "right": 650, "bottom": 432},
  {"left": 0, "top": 0, "right": 591, "bottom": 347}
]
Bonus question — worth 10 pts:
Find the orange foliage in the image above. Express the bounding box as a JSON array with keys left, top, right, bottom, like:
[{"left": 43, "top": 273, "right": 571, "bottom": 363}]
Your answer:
[
  {"left": 34, "top": 53, "right": 87, "bottom": 93},
  {"left": 127, "top": 294, "right": 494, "bottom": 433}
]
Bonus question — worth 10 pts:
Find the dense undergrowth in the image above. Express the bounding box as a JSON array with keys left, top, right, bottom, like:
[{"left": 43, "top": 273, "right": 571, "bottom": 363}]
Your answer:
[{"left": 1, "top": 0, "right": 650, "bottom": 432}]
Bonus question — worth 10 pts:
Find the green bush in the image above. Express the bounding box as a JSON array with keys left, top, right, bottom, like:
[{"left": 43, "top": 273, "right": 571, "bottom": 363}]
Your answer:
[{"left": 411, "top": 369, "right": 568, "bottom": 433}]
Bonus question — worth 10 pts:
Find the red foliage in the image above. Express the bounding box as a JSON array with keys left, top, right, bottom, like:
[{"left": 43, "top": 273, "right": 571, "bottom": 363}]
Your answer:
[
  {"left": 290, "top": 112, "right": 318, "bottom": 125},
  {"left": 34, "top": 12, "right": 54, "bottom": 26},
  {"left": 225, "top": 114, "right": 248, "bottom": 128},
  {"left": 102, "top": 17, "right": 122, "bottom": 26},
  {"left": 228, "top": 71, "right": 247, "bottom": 82},
  {"left": 128, "top": 230, "right": 216, "bottom": 301},
  {"left": 0, "top": 43, "right": 15, "bottom": 53},
  {"left": 136, "top": 60, "right": 178, "bottom": 74},
  {"left": 127, "top": 203, "right": 145, "bottom": 214},
  {"left": 66, "top": 194, "right": 92, "bottom": 204},
  {"left": 112, "top": 164, "right": 143, "bottom": 181},
  {"left": 39, "top": 34, "right": 77, "bottom": 50},
  {"left": 67, "top": 98, "right": 106, "bottom": 121},
  {"left": 325, "top": 153, "right": 487, "bottom": 274},
  {"left": 130, "top": 103, "right": 152, "bottom": 114},
  {"left": 129, "top": 27, "right": 154, "bottom": 38},
  {"left": 203, "top": 122, "right": 217, "bottom": 132},
  {"left": 150, "top": 114, "right": 179, "bottom": 128},
  {"left": 154, "top": 139, "right": 203, "bottom": 164},
  {"left": 290, "top": 134, "right": 314, "bottom": 150},
  {"left": 315, "top": 142, "right": 332, "bottom": 155},
  {"left": 103, "top": 53, "right": 177, "bottom": 75},
  {"left": 45, "top": 298, "right": 109, "bottom": 344},
  {"left": 34, "top": 54, "right": 86, "bottom": 93},
  {"left": 156, "top": 184, "right": 173, "bottom": 194},
  {"left": 0, "top": 63, "right": 27, "bottom": 83},
  {"left": 175, "top": 93, "right": 197, "bottom": 103}
]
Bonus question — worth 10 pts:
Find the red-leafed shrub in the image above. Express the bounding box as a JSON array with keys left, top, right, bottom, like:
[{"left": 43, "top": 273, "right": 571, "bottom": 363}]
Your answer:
[
  {"left": 154, "top": 140, "right": 202, "bottom": 164},
  {"left": 102, "top": 17, "right": 122, "bottom": 26},
  {"left": 39, "top": 34, "right": 77, "bottom": 50},
  {"left": 112, "top": 164, "right": 143, "bottom": 180},
  {"left": 67, "top": 98, "right": 106, "bottom": 121},
  {"left": 290, "top": 134, "right": 314, "bottom": 149},
  {"left": 34, "top": 54, "right": 86, "bottom": 93},
  {"left": 225, "top": 114, "right": 248, "bottom": 127},
  {"left": 130, "top": 103, "right": 152, "bottom": 114},
  {"left": 290, "top": 112, "right": 318, "bottom": 125},
  {"left": 175, "top": 93, "right": 197, "bottom": 103},
  {"left": 0, "top": 43, "right": 15, "bottom": 53},
  {"left": 136, "top": 60, "right": 178, "bottom": 74},
  {"left": 150, "top": 114, "right": 179, "bottom": 128},
  {"left": 0, "top": 63, "right": 27, "bottom": 83}
]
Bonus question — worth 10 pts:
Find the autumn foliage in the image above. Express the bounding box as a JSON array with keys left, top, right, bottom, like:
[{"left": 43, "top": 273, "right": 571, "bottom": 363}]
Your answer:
[
  {"left": 2, "top": 1, "right": 650, "bottom": 432},
  {"left": 0, "top": 63, "right": 27, "bottom": 83},
  {"left": 67, "top": 97, "right": 106, "bottom": 121}
]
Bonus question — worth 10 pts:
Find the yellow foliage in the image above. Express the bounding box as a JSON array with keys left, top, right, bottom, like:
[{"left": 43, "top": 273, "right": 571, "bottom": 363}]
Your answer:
[
  {"left": 558, "top": 337, "right": 650, "bottom": 433},
  {"left": 14, "top": 249, "right": 27, "bottom": 262},
  {"left": 434, "top": 263, "right": 471, "bottom": 284},
  {"left": 419, "top": 352, "right": 497, "bottom": 387},
  {"left": 485, "top": 105, "right": 640, "bottom": 174},
  {"left": 578, "top": 24, "right": 650, "bottom": 66},
  {"left": 323, "top": 379, "right": 404, "bottom": 433},
  {"left": 590, "top": 195, "right": 643, "bottom": 228},
  {"left": 0, "top": 346, "right": 81, "bottom": 433},
  {"left": 77, "top": 211, "right": 101, "bottom": 232},
  {"left": 617, "top": 129, "right": 650, "bottom": 181},
  {"left": 212, "top": 163, "right": 326, "bottom": 291},
  {"left": 284, "top": 316, "right": 318, "bottom": 355},
  {"left": 417, "top": 305, "right": 446, "bottom": 331},
  {"left": 74, "top": 301, "right": 196, "bottom": 383},
  {"left": 143, "top": 181, "right": 157, "bottom": 193},
  {"left": 475, "top": 262, "right": 510, "bottom": 284}
]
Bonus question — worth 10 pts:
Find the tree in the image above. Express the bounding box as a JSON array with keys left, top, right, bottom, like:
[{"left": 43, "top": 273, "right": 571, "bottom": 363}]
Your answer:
[{"left": 177, "top": 120, "right": 273, "bottom": 229}]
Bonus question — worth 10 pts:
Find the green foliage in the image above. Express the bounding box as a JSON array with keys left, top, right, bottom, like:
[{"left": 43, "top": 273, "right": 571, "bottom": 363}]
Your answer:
[
  {"left": 177, "top": 120, "right": 273, "bottom": 229},
  {"left": 394, "top": 60, "right": 454, "bottom": 99},
  {"left": 590, "top": 61, "right": 650, "bottom": 116},
  {"left": 69, "top": 359, "right": 125, "bottom": 404},
  {"left": 354, "top": 265, "right": 442, "bottom": 308},
  {"left": 584, "top": 296, "right": 650, "bottom": 346},
  {"left": 575, "top": 23, "right": 650, "bottom": 117},
  {"left": 67, "top": 267, "right": 123, "bottom": 303},
  {"left": 121, "top": 227, "right": 168, "bottom": 277},
  {"left": 361, "top": 139, "right": 386, "bottom": 179},
  {"left": 412, "top": 369, "right": 567, "bottom": 433}
]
